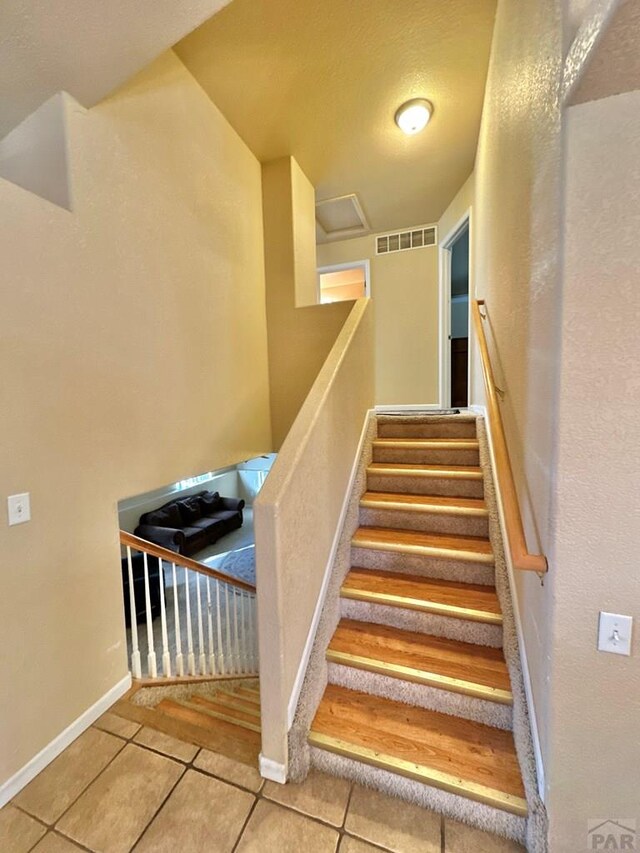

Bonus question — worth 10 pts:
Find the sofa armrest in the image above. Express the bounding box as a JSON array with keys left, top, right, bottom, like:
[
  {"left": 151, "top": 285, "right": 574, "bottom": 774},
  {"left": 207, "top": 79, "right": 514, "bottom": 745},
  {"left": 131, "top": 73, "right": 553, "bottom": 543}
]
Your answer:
[
  {"left": 134, "top": 524, "right": 184, "bottom": 553},
  {"left": 218, "top": 497, "right": 245, "bottom": 512}
]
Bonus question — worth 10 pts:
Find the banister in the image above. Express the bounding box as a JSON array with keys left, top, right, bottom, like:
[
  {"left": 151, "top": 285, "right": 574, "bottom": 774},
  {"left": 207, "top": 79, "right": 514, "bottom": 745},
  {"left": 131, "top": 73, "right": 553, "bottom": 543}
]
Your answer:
[
  {"left": 119, "top": 530, "right": 256, "bottom": 592},
  {"left": 471, "top": 300, "right": 548, "bottom": 574}
]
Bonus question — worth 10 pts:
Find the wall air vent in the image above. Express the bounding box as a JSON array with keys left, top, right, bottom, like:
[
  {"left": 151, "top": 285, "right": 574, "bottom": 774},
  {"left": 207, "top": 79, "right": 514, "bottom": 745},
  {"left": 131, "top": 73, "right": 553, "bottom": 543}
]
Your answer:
[{"left": 376, "top": 225, "right": 437, "bottom": 255}]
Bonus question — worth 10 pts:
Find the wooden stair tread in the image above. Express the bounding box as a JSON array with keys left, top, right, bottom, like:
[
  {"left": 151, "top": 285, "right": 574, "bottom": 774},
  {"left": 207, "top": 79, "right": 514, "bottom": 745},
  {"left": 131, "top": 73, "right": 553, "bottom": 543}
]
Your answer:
[
  {"left": 342, "top": 568, "right": 502, "bottom": 625},
  {"left": 328, "top": 619, "right": 511, "bottom": 702},
  {"left": 156, "top": 698, "right": 261, "bottom": 742},
  {"left": 360, "top": 491, "right": 488, "bottom": 516},
  {"left": 368, "top": 463, "right": 483, "bottom": 479},
  {"left": 233, "top": 687, "right": 261, "bottom": 705},
  {"left": 309, "top": 684, "right": 526, "bottom": 815},
  {"left": 188, "top": 696, "right": 261, "bottom": 728},
  {"left": 202, "top": 691, "right": 261, "bottom": 717},
  {"left": 373, "top": 438, "right": 479, "bottom": 449},
  {"left": 352, "top": 527, "right": 494, "bottom": 564}
]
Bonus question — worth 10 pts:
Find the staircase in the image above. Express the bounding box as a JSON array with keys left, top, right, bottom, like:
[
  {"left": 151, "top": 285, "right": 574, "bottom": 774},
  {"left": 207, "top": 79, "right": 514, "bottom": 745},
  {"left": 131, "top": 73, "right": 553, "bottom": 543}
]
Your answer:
[
  {"left": 308, "top": 414, "right": 530, "bottom": 842},
  {"left": 114, "top": 680, "right": 261, "bottom": 767}
]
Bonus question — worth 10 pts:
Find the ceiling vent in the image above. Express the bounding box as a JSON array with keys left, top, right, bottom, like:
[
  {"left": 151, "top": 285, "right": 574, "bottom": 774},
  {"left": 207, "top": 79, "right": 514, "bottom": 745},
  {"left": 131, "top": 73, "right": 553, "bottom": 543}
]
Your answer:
[
  {"left": 316, "top": 194, "right": 370, "bottom": 241},
  {"left": 376, "top": 225, "right": 437, "bottom": 255}
]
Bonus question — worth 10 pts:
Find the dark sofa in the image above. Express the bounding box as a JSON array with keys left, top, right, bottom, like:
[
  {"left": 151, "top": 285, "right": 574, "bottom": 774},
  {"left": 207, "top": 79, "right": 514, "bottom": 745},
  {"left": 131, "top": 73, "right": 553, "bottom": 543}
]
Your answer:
[{"left": 134, "top": 490, "right": 245, "bottom": 557}]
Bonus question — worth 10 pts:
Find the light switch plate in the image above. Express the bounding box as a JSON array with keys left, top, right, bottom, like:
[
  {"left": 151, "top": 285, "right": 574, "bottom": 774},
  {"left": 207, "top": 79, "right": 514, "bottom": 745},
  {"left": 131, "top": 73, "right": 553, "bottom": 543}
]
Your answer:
[
  {"left": 598, "top": 612, "right": 633, "bottom": 656},
  {"left": 7, "top": 493, "right": 31, "bottom": 526}
]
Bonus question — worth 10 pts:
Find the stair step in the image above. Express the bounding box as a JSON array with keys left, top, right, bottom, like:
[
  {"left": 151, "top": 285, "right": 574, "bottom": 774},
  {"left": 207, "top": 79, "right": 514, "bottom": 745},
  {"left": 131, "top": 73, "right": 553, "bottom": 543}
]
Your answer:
[
  {"left": 341, "top": 568, "right": 502, "bottom": 625},
  {"left": 157, "top": 698, "right": 261, "bottom": 734},
  {"left": 206, "top": 690, "right": 261, "bottom": 717},
  {"left": 377, "top": 417, "right": 477, "bottom": 439},
  {"left": 373, "top": 438, "right": 479, "bottom": 450},
  {"left": 360, "top": 492, "right": 488, "bottom": 517},
  {"left": 232, "top": 687, "right": 261, "bottom": 706},
  {"left": 189, "top": 696, "right": 262, "bottom": 729},
  {"left": 352, "top": 527, "right": 494, "bottom": 565},
  {"left": 309, "top": 684, "right": 526, "bottom": 816},
  {"left": 327, "top": 619, "right": 512, "bottom": 704},
  {"left": 368, "top": 463, "right": 483, "bottom": 480}
]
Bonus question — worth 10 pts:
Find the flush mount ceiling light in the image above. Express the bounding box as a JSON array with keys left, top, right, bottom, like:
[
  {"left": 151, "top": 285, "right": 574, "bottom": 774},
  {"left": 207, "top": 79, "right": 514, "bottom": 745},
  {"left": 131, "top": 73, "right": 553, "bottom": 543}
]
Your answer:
[{"left": 394, "top": 98, "right": 433, "bottom": 135}]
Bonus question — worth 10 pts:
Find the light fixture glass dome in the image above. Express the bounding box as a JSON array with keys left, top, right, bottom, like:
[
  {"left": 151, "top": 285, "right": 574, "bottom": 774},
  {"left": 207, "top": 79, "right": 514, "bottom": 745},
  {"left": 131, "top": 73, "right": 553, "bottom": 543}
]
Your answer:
[{"left": 395, "top": 98, "right": 433, "bottom": 135}]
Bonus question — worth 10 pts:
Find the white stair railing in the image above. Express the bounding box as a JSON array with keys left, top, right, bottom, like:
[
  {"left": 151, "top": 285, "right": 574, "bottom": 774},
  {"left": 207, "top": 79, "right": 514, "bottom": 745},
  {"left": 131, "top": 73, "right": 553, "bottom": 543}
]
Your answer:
[{"left": 120, "top": 531, "right": 258, "bottom": 680}]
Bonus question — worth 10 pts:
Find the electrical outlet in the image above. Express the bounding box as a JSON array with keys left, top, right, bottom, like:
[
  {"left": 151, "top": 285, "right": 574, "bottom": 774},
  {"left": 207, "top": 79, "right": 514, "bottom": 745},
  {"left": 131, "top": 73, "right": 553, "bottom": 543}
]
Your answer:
[
  {"left": 7, "top": 493, "right": 31, "bottom": 526},
  {"left": 598, "top": 612, "right": 633, "bottom": 656}
]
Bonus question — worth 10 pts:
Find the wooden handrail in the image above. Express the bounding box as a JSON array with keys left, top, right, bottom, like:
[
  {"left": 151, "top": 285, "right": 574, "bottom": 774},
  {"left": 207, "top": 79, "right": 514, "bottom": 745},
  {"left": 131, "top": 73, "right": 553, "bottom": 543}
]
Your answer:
[
  {"left": 119, "top": 530, "right": 256, "bottom": 592},
  {"left": 471, "top": 300, "right": 548, "bottom": 574}
]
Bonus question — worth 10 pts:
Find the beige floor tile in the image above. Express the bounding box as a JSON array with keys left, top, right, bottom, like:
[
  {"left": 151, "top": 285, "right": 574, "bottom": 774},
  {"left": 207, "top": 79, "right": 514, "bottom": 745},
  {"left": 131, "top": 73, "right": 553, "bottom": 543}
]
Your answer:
[
  {"left": 444, "top": 819, "right": 525, "bottom": 852},
  {"left": 133, "top": 726, "right": 199, "bottom": 763},
  {"left": 13, "top": 728, "right": 124, "bottom": 824},
  {"left": 135, "top": 769, "right": 254, "bottom": 853},
  {"left": 0, "top": 804, "right": 46, "bottom": 853},
  {"left": 263, "top": 769, "right": 351, "bottom": 826},
  {"left": 93, "top": 712, "right": 141, "bottom": 740},
  {"left": 340, "top": 835, "right": 389, "bottom": 853},
  {"left": 56, "top": 743, "right": 183, "bottom": 853},
  {"left": 32, "top": 832, "right": 85, "bottom": 852},
  {"left": 236, "top": 800, "right": 339, "bottom": 853},
  {"left": 193, "top": 748, "right": 263, "bottom": 792},
  {"left": 345, "top": 785, "right": 441, "bottom": 853}
]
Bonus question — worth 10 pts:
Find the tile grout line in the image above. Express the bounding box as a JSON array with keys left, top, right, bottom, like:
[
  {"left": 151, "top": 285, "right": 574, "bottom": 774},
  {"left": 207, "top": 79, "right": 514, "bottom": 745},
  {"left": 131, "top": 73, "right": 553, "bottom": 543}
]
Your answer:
[{"left": 230, "top": 796, "right": 260, "bottom": 853}]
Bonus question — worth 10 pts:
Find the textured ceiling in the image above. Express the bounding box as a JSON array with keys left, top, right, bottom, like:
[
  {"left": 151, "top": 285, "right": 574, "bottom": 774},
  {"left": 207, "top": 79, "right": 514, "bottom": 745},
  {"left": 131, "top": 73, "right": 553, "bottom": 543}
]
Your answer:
[
  {"left": 0, "top": 0, "right": 231, "bottom": 139},
  {"left": 175, "top": 0, "right": 496, "bottom": 237}
]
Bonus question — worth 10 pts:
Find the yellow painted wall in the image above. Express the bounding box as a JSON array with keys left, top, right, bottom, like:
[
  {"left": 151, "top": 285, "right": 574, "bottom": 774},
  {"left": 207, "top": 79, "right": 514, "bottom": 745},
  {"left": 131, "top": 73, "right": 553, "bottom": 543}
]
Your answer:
[
  {"left": 262, "top": 157, "right": 352, "bottom": 447},
  {"left": 317, "top": 229, "right": 440, "bottom": 406},
  {"left": 0, "top": 50, "right": 272, "bottom": 789}
]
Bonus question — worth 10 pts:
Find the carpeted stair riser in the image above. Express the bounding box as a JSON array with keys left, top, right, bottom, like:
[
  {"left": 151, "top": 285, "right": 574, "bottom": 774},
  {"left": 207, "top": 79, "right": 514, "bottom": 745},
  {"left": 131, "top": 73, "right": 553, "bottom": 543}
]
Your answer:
[
  {"left": 327, "top": 662, "right": 513, "bottom": 731},
  {"left": 310, "top": 748, "right": 526, "bottom": 845},
  {"left": 366, "top": 474, "right": 484, "bottom": 498},
  {"left": 359, "top": 506, "right": 490, "bottom": 537},
  {"left": 351, "top": 547, "right": 496, "bottom": 586},
  {"left": 340, "top": 598, "right": 504, "bottom": 648},
  {"left": 372, "top": 447, "right": 481, "bottom": 466},
  {"left": 377, "top": 420, "right": 478, "bottom": 439}
]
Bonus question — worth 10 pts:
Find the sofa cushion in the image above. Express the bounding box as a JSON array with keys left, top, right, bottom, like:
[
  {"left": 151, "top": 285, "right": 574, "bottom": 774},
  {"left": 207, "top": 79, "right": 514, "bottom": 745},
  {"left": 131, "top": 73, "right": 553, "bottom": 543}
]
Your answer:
[
  {"left": 191, "top": 517, "right": 225, "bottom": 534},
  {"left": 143, "top": 502, "right": 182, "bottom": 529},
  {"left": 177, "top": 496, "right": 202, "bottom": 524},
  {"left": 198, "top": 490, "right": 221, "bottom": 514}
]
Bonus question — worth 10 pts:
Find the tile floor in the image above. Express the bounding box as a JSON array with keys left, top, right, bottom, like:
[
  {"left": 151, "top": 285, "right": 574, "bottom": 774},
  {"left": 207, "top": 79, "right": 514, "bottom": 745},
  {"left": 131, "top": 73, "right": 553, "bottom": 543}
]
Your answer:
[{"left": 1, "top": 708, "right": 525, "bottom": 853}]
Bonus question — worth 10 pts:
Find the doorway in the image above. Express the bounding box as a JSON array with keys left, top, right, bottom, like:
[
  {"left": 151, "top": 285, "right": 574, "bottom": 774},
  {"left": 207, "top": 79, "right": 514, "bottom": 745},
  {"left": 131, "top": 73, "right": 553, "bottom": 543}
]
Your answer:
[
  {"left": 440, "top": 214, "right": 470, "bottom": 408},
  {"left": 317, "top": 260, "right": 370, "bottom": 304}
]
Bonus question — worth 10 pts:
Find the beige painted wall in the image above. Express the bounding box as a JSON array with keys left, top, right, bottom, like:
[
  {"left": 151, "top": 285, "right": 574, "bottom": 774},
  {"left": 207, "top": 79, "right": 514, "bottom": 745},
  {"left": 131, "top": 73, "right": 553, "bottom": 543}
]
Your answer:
[
  {"left": 262, "top": 157, "right": 352, "bottom": 447},
  {"left": 0, "top": 50, "right": 272, "bottom": 789},
  {"left": 255, "top": 299, "right": 374, "bottom": 769},
  {"left": 546, "top": 87, "right": 640, "bottom": 851},
  {"left": 317, "top": 228, "right": 441, "bottom": 406},
  {"left": 471, "top": 0, "right": 565, "bottom": 776}
]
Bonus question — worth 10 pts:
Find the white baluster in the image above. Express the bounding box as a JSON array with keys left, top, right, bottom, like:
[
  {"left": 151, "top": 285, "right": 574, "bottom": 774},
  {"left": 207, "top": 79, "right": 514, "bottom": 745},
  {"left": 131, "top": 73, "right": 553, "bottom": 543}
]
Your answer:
[
  {"left": 240, "top": 591, "right": 248, "bottom": 674},
  {"left": 232, "top": 588, "right": 240, "bottom": 673},
  {"left": 142, "top": 552, "right": 157, "bottom": 678},
  {"left": 126, "top": 546, "right": 142, "bottom": 678},
  {"left": 172, "top": 563, "right": 184, "bottom": 677},
  {"left": 206, "top": 578, "right": 216, "bottom": 676},
  {"left": 196, "top": 573, "right": 207, "bottom": 675},
  {"left": 158, "top": 559, "right": 171, "bottom": 678},
  {"left": 224, "top": 584, "right": 232, "bottom": 673},
  {"left": 185, "top": 567, "right": 196, "bottom": 675},
  {"left": 216, "top": 581, "right": 225, "bottom": 674}
]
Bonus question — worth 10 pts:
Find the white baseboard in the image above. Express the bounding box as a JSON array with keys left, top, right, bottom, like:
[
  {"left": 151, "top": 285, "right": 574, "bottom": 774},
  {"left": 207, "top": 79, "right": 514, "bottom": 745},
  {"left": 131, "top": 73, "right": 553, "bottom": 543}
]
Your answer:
[
  {"left": 474, "top": 404, "right": 546, "bottom": 801},
  {"left": 374, "top": 403, "right": 441, "bottom": 412},
  {"left": 259, "top": 753, "right": 287, "bottom": 784},
  {"left": 0, "top": 673, "right": 132, "bottom": 808},
  {"left": 286, "top": 409, "right": 374, "bottom": 730}
]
